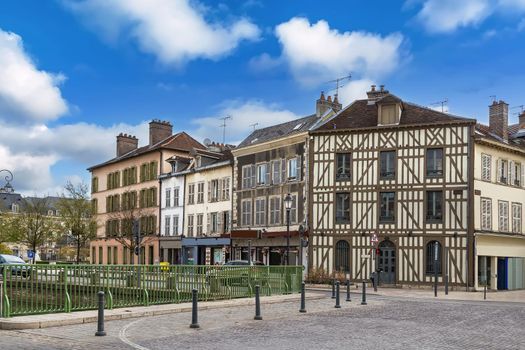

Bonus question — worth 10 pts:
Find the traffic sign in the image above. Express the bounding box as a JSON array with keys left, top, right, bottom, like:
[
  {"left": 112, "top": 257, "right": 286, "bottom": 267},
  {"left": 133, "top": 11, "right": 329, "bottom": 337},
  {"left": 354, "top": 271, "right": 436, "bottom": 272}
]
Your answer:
[
  {"left": 371, "top": 233, "right": 379, "bottom": 244},
  {"left": 27, "top": 250, "right": 34, "bottom": 258}
]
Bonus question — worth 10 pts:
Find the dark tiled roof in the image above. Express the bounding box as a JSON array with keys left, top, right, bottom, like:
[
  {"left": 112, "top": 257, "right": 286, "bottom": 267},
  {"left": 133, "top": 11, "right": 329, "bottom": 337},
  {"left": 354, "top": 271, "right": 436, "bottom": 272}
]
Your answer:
[
  {"left": 88, "top": 132, "right": 205, "bottom": 171},
  {"left": 314, "top": 95, "right": 475, "bottom": 132},
  {"left": 0, "top": 193, "right": 23, "bottom": 212},
  {"left": 238, "top": 114, "right": 317, "bottom": 148},
  {"left": 475, "top": 123, "right": 525, "bottom": 150}
]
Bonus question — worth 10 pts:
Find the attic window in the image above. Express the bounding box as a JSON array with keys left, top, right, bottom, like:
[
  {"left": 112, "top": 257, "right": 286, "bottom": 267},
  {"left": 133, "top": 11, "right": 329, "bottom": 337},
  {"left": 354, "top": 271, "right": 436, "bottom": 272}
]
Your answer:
[
  {"left": 293, "top": 122, "right": 304, "bottom": 131},
  {"left": 251, "top": 138, "right": 258, "bottom": 144},
  {"left": 379, "top": 104, "right": 399, "bottom": 125}
]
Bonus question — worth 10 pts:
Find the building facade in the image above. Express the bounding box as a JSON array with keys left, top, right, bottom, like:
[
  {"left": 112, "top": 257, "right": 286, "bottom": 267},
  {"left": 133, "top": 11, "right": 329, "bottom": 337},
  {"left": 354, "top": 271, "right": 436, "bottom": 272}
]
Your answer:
[
  {"left": 231, "top": 94, "right": 341, "bottom": 266},
  {"left": 309, "top": 86, "right": 475, "bottom": 288},
  {"left": 89, "top": 120, "right": 204, "bottom": 265},
  {"left": 473, "top": 102, "right": 525, "bottom": 290}
]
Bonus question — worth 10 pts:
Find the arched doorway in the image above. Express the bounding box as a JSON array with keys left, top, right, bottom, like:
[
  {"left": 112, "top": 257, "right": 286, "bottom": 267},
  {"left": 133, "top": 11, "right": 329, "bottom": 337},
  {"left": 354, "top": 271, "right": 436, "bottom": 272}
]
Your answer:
[
  {"left": 378, "top": 240, "right": 396, "bottom": 284},
  {"left": 334, "top": 240, "right": 350, "bottom": 272}
]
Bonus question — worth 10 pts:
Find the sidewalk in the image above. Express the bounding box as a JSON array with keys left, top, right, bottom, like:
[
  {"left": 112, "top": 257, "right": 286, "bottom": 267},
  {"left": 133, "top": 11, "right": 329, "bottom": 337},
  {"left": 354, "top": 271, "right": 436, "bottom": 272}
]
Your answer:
[
  {"left": 0, "top": 292, "right": 324, "bottom": 331},
  {"left": 307, "top": 283, "right": 525, "bottom": 303}
]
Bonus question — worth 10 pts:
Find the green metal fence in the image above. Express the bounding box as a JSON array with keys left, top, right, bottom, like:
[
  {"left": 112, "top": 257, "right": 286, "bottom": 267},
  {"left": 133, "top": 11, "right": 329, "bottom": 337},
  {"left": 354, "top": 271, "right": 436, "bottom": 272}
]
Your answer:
[{"left": 0, "top": 264, "right": 302, "bottom": 317}]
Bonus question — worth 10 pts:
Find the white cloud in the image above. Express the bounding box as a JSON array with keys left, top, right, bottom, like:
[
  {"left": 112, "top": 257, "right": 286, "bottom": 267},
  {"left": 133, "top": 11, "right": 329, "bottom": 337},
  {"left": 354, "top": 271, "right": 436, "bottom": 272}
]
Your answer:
[
  {"left": 0, "top": 29, "right": 68, "bottom": 123},
  {"left": 338, "top": 79, "right": 376, "bottom": 104},
  {"left": 62, "top": 0, "right": 260, "bottom": 66},
  {"left": 191, "top": 100, "right": 301, "bottom": 144},
  {"left": 499, "top": 0, "right": 525, "bottom": 10},
  {"left": 415, "top": 0, "right": 491, "bottom": 33},
  {"left": 274, "top": 18, "right": 405, "bottom": 87},
  {"left": 248, "top": 53, "right": 283, "bottom": 72}
]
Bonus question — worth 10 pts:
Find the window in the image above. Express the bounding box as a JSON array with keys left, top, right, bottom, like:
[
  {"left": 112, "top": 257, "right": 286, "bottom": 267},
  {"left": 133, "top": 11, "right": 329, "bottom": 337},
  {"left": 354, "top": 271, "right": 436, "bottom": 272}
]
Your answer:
[
  {"left": 105, "top": 219, "right": 120, "bottom": 237},
  {"left": 123, "top": 246, "right": 128, "bottom": 264},
  {"left": 98, "top": 246, "right": 102, "bottom": 264},
  {"left": 165, "top": 188, "right": 171, "bottom": 207},
  {"left": 380, "top": 151, "right": 396, "bottom": 179},
  {"left": 122, "top": 167, "right": 137, "bottom": 186},
  {"left": 426, "top": 148, "right": 443, "bottom": 177},
  {"left": 335, "top": 240, "right": 350, "bottom": 272},
  {"left": 121, "top": 191, "right": 137, "bottom": 210},
  {"left": 188, "top": 184, "right": 195, "bottom": 205},
  {"left": 187, "top": 215, "right": 194, "bottom": 236},
  {"left": 426, "top": 241, "right": 442, "bottom": 275},
  {"left": 272, "top": 160, "right": 282, "bottom": 184},
  {"left": 140, "top": 161, "right": 158, "bottom": 182},
  {"left": 149, "top": 245, "right": 154, "bottom": 265},
  {"left": 481, "top": 198, "right": 492, "bottom": 230},
  {"left": 255, "top": 198, "right": 266, "bottom": 226},
  {"left": 497, "top": 159, "right": 508, "bottom": 184},
  {"left": 107, "top": 246, "right": 112, "bottom": 265},
  {"left": 210, "top": 212, "right": 219, "bottom": 233},
  {"left": 380, "top": 192, "right": 395, "bottom": 222},
  {"left": 140, "top": 215, "right": 156, "bottom": 235},
  {"left": 210, "top": 180, "right": 219, "bottom": 202},
  {"left": 241, "top": 200, "right": 252, "bottom": 226},
  {"left": 290, "top": 194, "right": 298, "bottom": 224},
  {"left": 510, "top": 161, "right": 522, "bottom": 187},
  {"left": 91, "top": 199, "right": 98, "bottom": 214},
  {"left": 91, "top": 177, "right": 98, "bottom": 193},
  {"left": 335, "top": 193, "right": 350, "bottom": 223},
  {"left": 336, "top": 153, "right": 351, "bottom": 181},
  {"left": 379, "top": 104, "right": 398, "bottom": 125},
  {"left": 197, "top": 214, "right": 203, "bottom": 235},
  {"left": 269, "top": 197, "right": 281, "bottom": 225},
  {"left": 92, "top": 246, "right": 96, "bottom": 264},
  {"left": 113, "top": 247, "right": 118, "bottom": 265},
  {"left": 223, "top": 211, "right": 230, "bottom": 233},
  {"left": 11, "top": 203, "right": 19, "bottom": 213},
  {"left": 106, "top": 194, "right": 120, "bottom": 212},
  {"left": 426, "top": 191, "right": 443, "bottom": 222},
  {"left": 257, "top": 163, "right": 269, "bottom": 185},
  {"left": 221, "top": 178, "right": 230, "bottom": 201},
  {"left": 173, "top": 187, "right": 180, "bottom": 206},
  {"left": 197, "top": 182, "right": 204, "bottom": 203},
  {"left": 512, "top": 203, "right": 522, "bottom": 234},
  {"left": 499, "top": 201, "right": 509, "bottom": 232},
  {"left": 173, "top": 215, "right": 179, "bottom": 235},
  {"left": 164, "top": 216, "right": 171, "bottom": 236},
  {"left": 287, "top": 157, "right": 299, "bottom": 180},
  {"left": 481, "top": 154, "right": 492, "bottom": 181},
  {"left": 106, "top": 171, "right": 121, "bottom": 190},
  {"left": 242, "top": 165, "right": 255, "bottom": 189}
]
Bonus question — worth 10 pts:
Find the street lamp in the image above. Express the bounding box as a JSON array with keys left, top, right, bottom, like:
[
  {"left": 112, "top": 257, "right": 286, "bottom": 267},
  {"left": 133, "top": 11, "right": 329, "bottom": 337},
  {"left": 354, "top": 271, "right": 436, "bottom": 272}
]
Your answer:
[
  {"left": 0, "top": 169, "right": 14, "bottom": 194},
  {"left": 283, "top": 193, "right": 293, "bottom": 266}
]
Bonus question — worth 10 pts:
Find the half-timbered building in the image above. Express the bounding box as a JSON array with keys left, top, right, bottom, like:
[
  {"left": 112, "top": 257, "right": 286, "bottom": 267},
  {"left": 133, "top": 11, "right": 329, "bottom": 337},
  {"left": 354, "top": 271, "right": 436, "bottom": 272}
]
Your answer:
[{"left": 309, "top": 85, "right": 476, "bottom": 288}]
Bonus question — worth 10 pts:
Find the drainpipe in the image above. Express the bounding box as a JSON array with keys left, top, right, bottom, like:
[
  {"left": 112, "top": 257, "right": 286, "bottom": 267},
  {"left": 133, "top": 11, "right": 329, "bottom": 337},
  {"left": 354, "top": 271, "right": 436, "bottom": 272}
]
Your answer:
[{"left": 158, "top": 150, "right": 163, "bottom": 264}]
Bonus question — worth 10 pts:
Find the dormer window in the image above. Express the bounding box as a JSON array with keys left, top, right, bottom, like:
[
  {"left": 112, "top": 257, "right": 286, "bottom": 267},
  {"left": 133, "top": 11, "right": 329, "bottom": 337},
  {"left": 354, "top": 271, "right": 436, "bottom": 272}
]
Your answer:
[{"left": 379, "top": 104, "right": 400, "bottom": 125}]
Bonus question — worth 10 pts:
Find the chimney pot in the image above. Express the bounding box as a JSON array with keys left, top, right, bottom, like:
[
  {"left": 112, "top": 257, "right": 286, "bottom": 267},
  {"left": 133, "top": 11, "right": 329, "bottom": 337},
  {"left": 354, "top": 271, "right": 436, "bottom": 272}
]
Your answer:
[
  {"left": 371, "top": 85, "right": 376, "bottom": 92},
  {"left": 489, "top": 100, "right": 509, "bottom": 142},
  {"left": 327, "top": 95, "right": 332, "bottom": 102},
  {"left": 380, "top": 85, "right": 385, "bottom": 92},
  {"left": 149, "top": 119, "right": 173, "bottom": 145},
  {"left": 116, "top": 133, "right": 139, "bottom": 157},
  {"left": 519, "top": 111, "right": 525, "bottom": 130}
]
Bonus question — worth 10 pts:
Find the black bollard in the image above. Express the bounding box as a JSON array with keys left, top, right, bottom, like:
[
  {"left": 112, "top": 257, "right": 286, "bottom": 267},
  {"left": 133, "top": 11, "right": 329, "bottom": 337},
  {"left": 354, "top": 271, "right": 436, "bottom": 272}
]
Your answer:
[
  {"left": 331, "top": 279, "right": 336, "bottom": 299},
  {"left": 445, "top": 273, "right": 449, "bottom": 295},
  {"left": 254, "top": 285, "right": 262, "bottom": 320},
  {"left": 95, "top": 291, "right": 106, "bottom": 336},
  {"left": 373, "top": 272, "right": 377, "bottom": 292},
  {"left": 361, "top": 281, "right": 367, "bottom": 305},
  {"left": 190, "top": 289, "right": 200, "bottom": 328},
  {"left": 484, "top": 284, "right": 487, "bottom": 300},
  {"left": 299, "top": 282, "right": 306, "bottom": 313},
  {"left": 335, "top": 281, "right": 341, "bottom": 308},
  {"left": 346, "top": 279, "right": 351, "bottom": 302}
]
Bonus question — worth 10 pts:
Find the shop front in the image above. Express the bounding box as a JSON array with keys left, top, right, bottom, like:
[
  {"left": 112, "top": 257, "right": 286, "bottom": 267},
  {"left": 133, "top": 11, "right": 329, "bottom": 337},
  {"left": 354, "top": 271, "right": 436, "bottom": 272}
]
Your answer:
[
  {"left": 159, "top": 236, "right": 182, "bottom": 265},
  {"left": 181, "top": 237, "right": 231, "bottom": 265}
]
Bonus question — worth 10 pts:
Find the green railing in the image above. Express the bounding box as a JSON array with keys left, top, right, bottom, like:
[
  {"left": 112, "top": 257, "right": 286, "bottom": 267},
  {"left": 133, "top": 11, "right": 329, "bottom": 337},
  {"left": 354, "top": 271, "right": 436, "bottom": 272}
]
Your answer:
[{"left": 0, "top": 264, "right": 302, "bottom": 317}]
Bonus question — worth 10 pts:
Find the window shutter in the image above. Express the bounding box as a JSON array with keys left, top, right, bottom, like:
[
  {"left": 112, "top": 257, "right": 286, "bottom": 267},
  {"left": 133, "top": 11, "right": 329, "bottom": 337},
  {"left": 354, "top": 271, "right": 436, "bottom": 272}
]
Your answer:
[
  {"left": 117, "top": 171, "right": 121, "bottom": 187},
  {"left": 207, "top": 181, "right": 211, "bottom": 202},
  {"left": 496, "top": 159, "right": 502, "bottom": 182},
  {"left": 509, "top": 161, "right": 515, "bottom": 185},
  {"left": 251, "top": 164, "right": 256, "bottom": 188},
  {"left": 218, "top": 212, "right": 223, "bottom": 233},
  {"left": 265, "top": 163, "right": 270, "bottom": 185},
  {"left": 281, "top": 159, "right": 286, "bottom": 182},
  {"left": 296, "top": 156, "right": 302, "bottom": 181},
  {"left": 218, "top": 179, "right": 223, "bottom": 201},
  {"left": 206, "top": 213, "right": 210, "bottom": 234},
  {"left": 522, "top": 164, "right": 525, "bottom": 187}
]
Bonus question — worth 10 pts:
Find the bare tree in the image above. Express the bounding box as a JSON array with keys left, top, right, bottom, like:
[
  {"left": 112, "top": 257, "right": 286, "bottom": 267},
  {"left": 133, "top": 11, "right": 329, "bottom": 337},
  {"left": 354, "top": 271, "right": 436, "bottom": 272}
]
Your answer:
[
  {"left": 16, "top": 197, "right": 57, "bottom": 263},
  {"left": 107, "top": 190, "right": 156, "bottom": 264},
  {"left": 57, "top": 182, "right": 97, "bottom": 264}
]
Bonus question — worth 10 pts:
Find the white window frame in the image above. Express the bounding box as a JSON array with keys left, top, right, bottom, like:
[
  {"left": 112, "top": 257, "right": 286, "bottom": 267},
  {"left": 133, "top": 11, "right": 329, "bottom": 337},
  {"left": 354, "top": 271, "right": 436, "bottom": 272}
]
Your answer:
[
  {"left": 272, "top": 160, "right": 281, "bottom": 184},
  {"left": 287, "top": 157, "right": 297, "bottom": 180},
  {"left": 173, "top": 215, "right": 179, "bottom": 235},
  {"left": 256, "top": 163, "right": 268, "bottom": 185},
  {"left": 187, "top": 215, "right": 194, "bottom": 237},
  {"left": 197, "top": 182, "right": 204, "bottom": 203},
  {"left": 481, "top": 198, "right": 492, "bottom": 230},
  {"left": 242, "top": 165, "right": 253, "bottom": 189},
  {"left": 498, "top": 200, "right": 509, "bottom": 232},
  {"left": 164, "top": 216, "right": 171, "bottom": 236},
  {"left": 173, "top": 187, "right": 180, "bottom": 207},
  {"left": 211, "top": 212, "right": 218, "bottom": 233},
  {"left": 512, "top": 203, "right": 522, "bottom": 234},
  {"left": 197, "top": 213, "right": 203, "bottom": 235},
  {"left": 165, "top": 188, "right": 171, "bottom": 208}
]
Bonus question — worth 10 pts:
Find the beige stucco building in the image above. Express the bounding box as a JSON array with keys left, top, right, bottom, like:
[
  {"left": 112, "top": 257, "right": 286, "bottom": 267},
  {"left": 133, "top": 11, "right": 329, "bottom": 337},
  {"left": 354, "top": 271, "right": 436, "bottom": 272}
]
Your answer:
[{"left": 88, "top": 120, "right": 204, "bottom": 265}]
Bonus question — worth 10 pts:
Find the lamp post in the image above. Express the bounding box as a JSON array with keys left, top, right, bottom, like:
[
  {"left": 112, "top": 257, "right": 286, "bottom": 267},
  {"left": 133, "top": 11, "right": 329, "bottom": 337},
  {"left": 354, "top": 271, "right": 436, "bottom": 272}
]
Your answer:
[
  {"left": 283, "top": 193, "right": 293, "bottom": 266},
  {"left": 0, "top": 169, "right": 14, "bottom": 193}
]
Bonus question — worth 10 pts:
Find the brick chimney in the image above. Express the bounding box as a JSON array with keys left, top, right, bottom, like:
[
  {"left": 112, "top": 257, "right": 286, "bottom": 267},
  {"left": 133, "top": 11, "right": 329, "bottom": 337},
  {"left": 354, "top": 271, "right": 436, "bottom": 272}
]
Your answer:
[
  {"left": 116, "top": 133, "right": 138, "bottom": 157},
  {"left": 367, "top": 84, "right": 389, "bottom": 101},
  {"left": 519, "top": 111, "right": 525, "bottom": 130},
  {"left": 489, "top": 100, "right": 509, "bottom": 142},
  {"left": 149, "top": 120, "right": 173, "bottom": 145},
  {"left": 316, "top": 92, "right": 343, "bottom": 117}
]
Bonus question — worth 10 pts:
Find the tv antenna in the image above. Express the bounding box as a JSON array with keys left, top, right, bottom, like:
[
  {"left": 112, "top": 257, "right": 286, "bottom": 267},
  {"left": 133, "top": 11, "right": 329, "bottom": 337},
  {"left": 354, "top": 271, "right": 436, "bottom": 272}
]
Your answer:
[
  {"left": 429, "top": 98, "right": 449, "bottom": 113},
  {"left": 219, "top": 115, "right": 232, "bottom": 144},
  {"left": 489, "top": 95, "right": 497, "bottom": 103},
  {"left": 511, "top": 105, "right": 524, "bottom": 116},
  {"left": 249, "top": 123, "right": 259, "bottom": 131},
  {"left": 326, "top": 74, "right": 351, "bottom": 99}
]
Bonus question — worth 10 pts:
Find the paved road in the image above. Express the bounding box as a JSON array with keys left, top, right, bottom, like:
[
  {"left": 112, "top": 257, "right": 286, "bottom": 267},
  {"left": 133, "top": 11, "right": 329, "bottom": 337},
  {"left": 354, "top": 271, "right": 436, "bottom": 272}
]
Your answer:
[{"left": 1, "top": 292, "right": 524, "bottom": 350}]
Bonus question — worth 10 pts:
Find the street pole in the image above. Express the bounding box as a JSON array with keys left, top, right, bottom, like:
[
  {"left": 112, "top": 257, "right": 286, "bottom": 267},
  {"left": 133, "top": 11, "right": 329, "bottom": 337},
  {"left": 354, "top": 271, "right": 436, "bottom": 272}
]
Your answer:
[
  {"left": 434, "top": 241, "right": 438, "bottom": 298},
  {"left": 248, "top": 240, "right": 252, "bottom": 265},
  {"left": 445, "top": 247, "right": 449, "bottom": 295},
  {"left": 286, "top": 209, "right": 290, "bottom": 266}
]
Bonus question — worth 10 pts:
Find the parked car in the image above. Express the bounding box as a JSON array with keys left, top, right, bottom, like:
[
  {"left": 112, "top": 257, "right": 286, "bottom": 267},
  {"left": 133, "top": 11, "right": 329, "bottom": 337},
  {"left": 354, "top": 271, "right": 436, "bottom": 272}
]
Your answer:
[
  {"left": 223, "top": 260, "right": 265, "bottom": 266},
  {"left": 0, "top": 254, "right": 32, "bottom": 278}
]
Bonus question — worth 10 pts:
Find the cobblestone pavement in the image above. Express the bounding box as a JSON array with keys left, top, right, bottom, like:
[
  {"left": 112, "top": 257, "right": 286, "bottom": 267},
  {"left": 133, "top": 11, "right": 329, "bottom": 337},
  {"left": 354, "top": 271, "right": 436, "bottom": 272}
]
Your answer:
[{"left": 1, "top": 292, "right": 524, "bottom": 350}]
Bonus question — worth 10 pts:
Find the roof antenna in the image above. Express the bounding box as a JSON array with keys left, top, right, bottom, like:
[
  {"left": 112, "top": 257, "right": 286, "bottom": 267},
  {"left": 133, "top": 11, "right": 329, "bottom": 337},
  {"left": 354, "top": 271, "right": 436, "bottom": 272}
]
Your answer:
[
  {"left": 429, "top": 98, "right": 449, "bottom": 113},
  {"left": 219, "top": 115, "right": 232, "bottom": 144},
  {"left": 511, "top": 105, "right": 525, "bottom": 116},
  {"left": 249, "top": 123, "right": 259, "bottom": 131},
  {"left": 489, "top": 95, "right": 497, "bottom": 103},
  {"left": 326, "top": 74, "right": 352, "bottom": 99}
]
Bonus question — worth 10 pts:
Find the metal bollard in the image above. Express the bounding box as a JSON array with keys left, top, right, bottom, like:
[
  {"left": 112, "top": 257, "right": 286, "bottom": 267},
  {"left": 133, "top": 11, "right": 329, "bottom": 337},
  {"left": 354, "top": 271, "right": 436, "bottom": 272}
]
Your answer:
[
  {"left": 484, "top": 284, "right": 487, "bottom": 300},
  {"left": 361, "top": 281, "right": 367, "bottom": 305},
  {"left": 445, "top": 274, "right": 449, "bottom": 295},
  {"left": 335, "top": 281, "right": 341, "bottom": 308},
  {"left": 299, "top": 282, "right": 306, "bottom": 313},
  {"left": 95, "top": 291, "right": 106, "bottom": 336},
  {"left": 190, "top": 289, "right": 200, "bottom": 328},
  {"left": 254, "top": 285, "right": 262, "bottom": 320},
  {"left": 373, "top": 272, "right": 378, "bottom": 292},
  {"left": 331, "top": 279, "right": 336, "bottom": 299},
  {"left": 346, "top": 279, "right": 351, "bottom": 302}
]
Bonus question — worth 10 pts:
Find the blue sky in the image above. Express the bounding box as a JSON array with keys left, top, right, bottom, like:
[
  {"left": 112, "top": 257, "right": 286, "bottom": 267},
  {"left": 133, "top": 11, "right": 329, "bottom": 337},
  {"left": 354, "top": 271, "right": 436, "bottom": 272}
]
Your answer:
[{"left": 0, "top": 0, "right": 524, "bottom": 195}]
